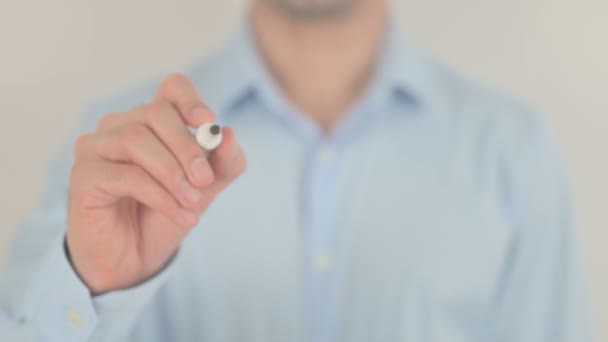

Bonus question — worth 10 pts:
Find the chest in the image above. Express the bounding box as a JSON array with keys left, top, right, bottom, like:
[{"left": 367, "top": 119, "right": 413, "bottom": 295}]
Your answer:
[{"left": 165, "top": 117, "right": 513, "bottom": 341}]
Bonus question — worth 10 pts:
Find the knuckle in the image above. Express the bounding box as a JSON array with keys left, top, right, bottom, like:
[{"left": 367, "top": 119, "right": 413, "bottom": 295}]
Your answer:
[
  {"left": 112, "top": 165, "right": 140, "bottom": 189},
  {"left": 69, "top": 161, "right": 99, "bottom": 197},
  {"left": 142, "top": 102, "right": 174, "bottom": 123},
  {"left": 140, "top": 104, "right": 157, "bottom": 122},
  {"left": 157, "top": 162, "right": 183, "bottom": 189},
  {"left": 96, "top": 112, "right": 120, "bottom": 132},
  {"left": 234, "top": 153, "right": 248, "bottom": 176},
  {"left": 161, "top": 194, "right": 179, "bottom": 214},
  {"left": 69, "top": 161, "right": 87, "bottom": 183},
  {"left": 156, "top": 101, "right": 174, "bottom": 112},
  {"left": 121, "top": 124, "right": 149, "bottom": 146},
  {"left": 73, "top": 134, "right": 93, "bottom": 157},
  {"left": 161, "top": 73, "right": 189, "bottom": 94}
]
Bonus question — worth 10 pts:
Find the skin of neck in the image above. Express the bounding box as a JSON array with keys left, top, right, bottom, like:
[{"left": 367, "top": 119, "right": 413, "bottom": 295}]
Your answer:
[{"left": 251, "top": 0, "right": 389, "bottom": 134}]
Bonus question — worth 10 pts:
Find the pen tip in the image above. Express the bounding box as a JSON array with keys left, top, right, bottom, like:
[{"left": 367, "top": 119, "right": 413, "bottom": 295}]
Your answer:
[{"left": 209, "top": 124, "right": 220, "bottom": 136}]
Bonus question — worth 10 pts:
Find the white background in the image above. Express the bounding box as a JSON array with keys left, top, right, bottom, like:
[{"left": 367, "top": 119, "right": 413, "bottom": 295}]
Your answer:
[{"left": 0, "top": 0, "right": 606, "bottom": 339}]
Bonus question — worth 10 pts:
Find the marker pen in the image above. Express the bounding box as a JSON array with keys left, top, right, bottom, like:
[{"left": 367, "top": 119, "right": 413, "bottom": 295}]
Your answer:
[{"left": 196, "top": 122, "right": 223, "bottom": 152}]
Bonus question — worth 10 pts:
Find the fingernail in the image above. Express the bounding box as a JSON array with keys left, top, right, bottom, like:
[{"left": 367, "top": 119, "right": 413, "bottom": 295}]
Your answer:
[
  {"left": 180, "top": 181, "right": 201, "bottom": 204},
  {"left": 191, "top": 157, "right": 211, "bottom": 184},
  {"left": 177, "top": 208, "right": 199, "bottom": 226}
]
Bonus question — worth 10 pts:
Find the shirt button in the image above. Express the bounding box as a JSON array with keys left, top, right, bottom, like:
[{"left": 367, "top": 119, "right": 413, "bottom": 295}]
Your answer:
[
  {"left": 318, "top": 145, "right": 334, "bottom": 162},
  {"left": 66, "top": 310, "right": 83, "bottom": 328},
  {"left": 314, "top": 253, "right": 333, "bottom": 272}
]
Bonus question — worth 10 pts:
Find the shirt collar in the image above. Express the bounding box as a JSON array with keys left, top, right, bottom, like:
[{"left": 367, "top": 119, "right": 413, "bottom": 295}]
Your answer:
[
  {"left": 374, "top": 23, "right": 436, "bottom": 109},
  {"left": 189, "top": 20, "right": 438, "bottom": 117}
]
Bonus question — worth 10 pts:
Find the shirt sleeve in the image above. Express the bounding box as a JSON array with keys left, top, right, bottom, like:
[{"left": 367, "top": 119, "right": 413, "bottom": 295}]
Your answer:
[
  {"left": 482, "top": 113, "right": 595, "bottom": 341},
  {"left": 1, "top": 233, "right": 177, "bottom": 341}
]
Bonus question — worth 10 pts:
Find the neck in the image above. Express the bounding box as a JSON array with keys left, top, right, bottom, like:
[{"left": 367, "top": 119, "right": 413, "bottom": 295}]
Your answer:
[{"left": 251, "top": 0, "right": 388, "bottom": 134}]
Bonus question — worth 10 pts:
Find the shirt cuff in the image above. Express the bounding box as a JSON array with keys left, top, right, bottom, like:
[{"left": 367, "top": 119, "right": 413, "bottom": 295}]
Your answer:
[
  {"left": 27, "top": 235, "right": 177, "bottom": 341},
  {"left": 89, "top": 250, "right": 178, "bottom": 340}
]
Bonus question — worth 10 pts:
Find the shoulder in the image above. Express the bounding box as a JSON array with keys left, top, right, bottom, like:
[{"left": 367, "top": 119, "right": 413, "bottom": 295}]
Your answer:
[
  {"left": 418, "top": 57, "right": 570, "bottom": 219},
  {"left": 424, "top": 58, "right": 546, "bottom": 148},
  {"left": 413, "top": 56, "right": 555, "bottom": 176},
  {"left": 421, "top": 56, "right": 565, "bottom": 189}
]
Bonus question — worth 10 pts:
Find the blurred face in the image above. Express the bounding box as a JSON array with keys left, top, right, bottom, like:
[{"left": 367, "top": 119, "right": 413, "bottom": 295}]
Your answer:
[{"left": 267, "top": 0, "right": 364, "bottom": 19}]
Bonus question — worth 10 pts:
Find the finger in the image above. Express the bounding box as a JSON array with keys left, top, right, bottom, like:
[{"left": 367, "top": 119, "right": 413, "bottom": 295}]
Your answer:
[
  {"left": 154, "top": 73, "right": 216, "bottom": 127},
  {"left": 95, "top": 103, "right": 215, "bottom": 188},
  {"left": 76, "top": 160, "right": 199, "bottom": 228},
  {"left": 179, "top": 128, "right": 246, "bottom": 210},
  {"left": 136, "top": 102, "right": 214, "bottom": 188},
  {"left": 94, "top": 124, "right": 203, "bottom": 209},
  {"left": 96, "top": 104, "right": 214, "bottom": 133}
]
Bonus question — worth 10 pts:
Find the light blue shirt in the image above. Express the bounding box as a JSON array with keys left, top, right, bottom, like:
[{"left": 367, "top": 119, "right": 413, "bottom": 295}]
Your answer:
[{"left": 0, "top": 24, "right": 594, "bottom": 342}]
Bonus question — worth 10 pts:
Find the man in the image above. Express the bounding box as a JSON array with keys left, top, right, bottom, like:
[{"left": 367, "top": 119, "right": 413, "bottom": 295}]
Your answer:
[{"left": 0, "top": 0, "right": 593, "bottom": 341}]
